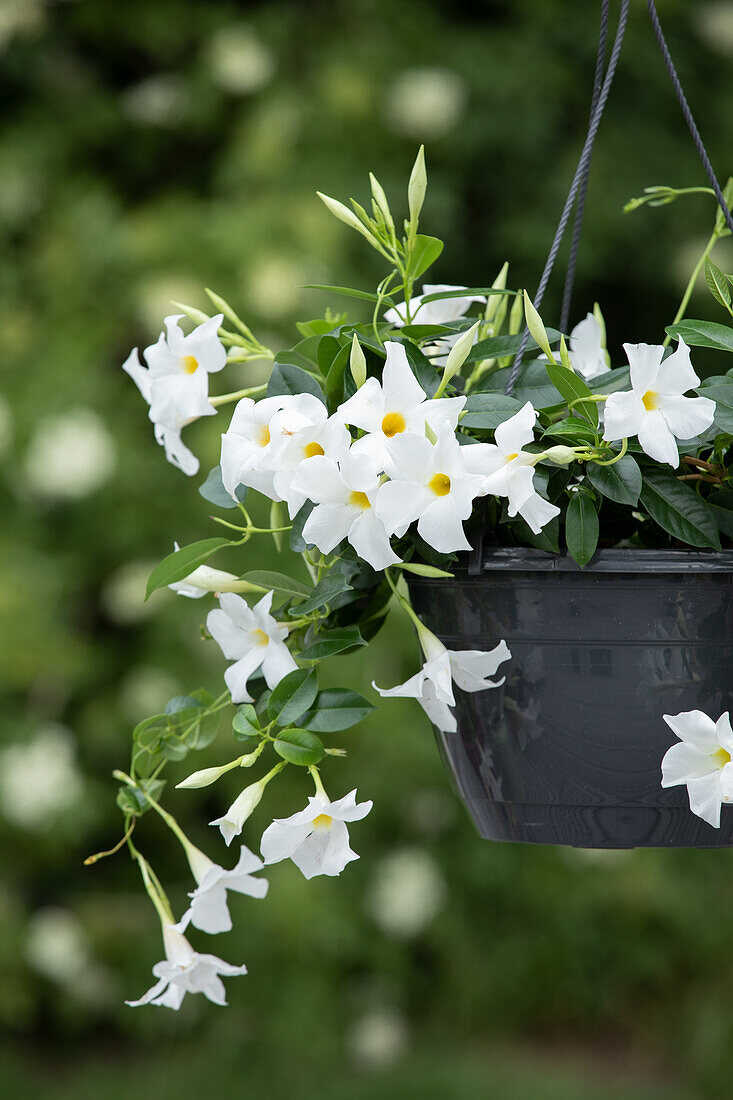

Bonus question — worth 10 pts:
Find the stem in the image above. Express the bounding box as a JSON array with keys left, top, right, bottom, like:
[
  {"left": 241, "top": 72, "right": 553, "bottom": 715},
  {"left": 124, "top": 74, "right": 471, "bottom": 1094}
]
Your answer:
[
  {"left": 664, "top": 227, "right": 720, "bottom": 347},
  {"left": 384, "top": 568, "right": 422, "bottom": 629},
  {"left": 84, "top": 818, "right": 135, "bottom": 865},
  {"left": 127, "top": 837, "right": 174, "bottom": 925},
  {"left": 591, "top": 437, "right": 628, "bottom": 466},
  {"left": 309, "top": 765, "right": 328, "bottom": 800},
  {"left": 210, "top": 384, "right": 268, "bottom": 408}
]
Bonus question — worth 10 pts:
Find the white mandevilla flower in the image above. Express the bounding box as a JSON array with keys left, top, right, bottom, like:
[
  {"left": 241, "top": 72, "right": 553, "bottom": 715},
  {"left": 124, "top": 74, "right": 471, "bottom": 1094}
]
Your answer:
[
  {"left": 603, "top": 339, "right": 715, "bottom": 466},
  {"left": 210, "top": 779, "right": 266, "bottom": 846},
  {"left": 122, "top": 313, "right": 226, "bottom": 475},
  {"left": 385, "top": 284, "right": 485, "bottom": 366},
  {"left": 479, "top": 402, "right": 561, "bottom": 534},
  {"left": 661, "top": 709, "right": 733, "bottom": 828},
  {"left": 337, "top": 340, "right": 464, "bottom": 472},
  {"left": 290, "top": 450, "right": 400, "bottom": 570},
  {"left": 174, "top": 844, "right": 268, "bottom": 935},
  {"left": 564, "top": 313, "right": 609, "bottom": 380},
  {"left": 374, "top": 622, "right": 510, "bottom": 733},
  {"left": 220, "top": 392, "right": 328, "bottom": 500},
  {"left": 375, "top": 422, "right": 493, "bottom": 554},
  {"left": 207, "top": 591, "right": 297, "bottom": 703},
  {"left": 260, "top": 789, "right": 373, "bottom": 879},
  {"left": 263, "top": 405, "right": 351, "bottom": 518},
  {"left": 126, "top": 921, "right": 247, "bottom": 1010}
]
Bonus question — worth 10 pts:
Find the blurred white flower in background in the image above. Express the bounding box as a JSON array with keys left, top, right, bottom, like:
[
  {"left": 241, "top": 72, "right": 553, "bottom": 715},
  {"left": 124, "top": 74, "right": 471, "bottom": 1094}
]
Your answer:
[
  {"left": 101, "top": 559, "right": 164, "bottom": 625},
  {"left": 385, "top": 68, "right": 467, "bottom": 138},
  {"left": 695, "top": 2, "right": 733, "bottom": 55},
  {"left": 23, "top": 408, "right": 116, "bottom": 501},
  {"left": 0, "top": 391, "right": 14, "bottom": 457},
  {"left": 0, "top": 0, "right": 45, "bottom": 51},
  {"left": 0, "top": 725, "right": 84, "bottom": 829},
  {"left": 208, "top": 25, "right": 275, "bottom": 95},
  {"left": 347, "top": 1006, "right": 409, "bottom": 1069},
  {"left": 245, "top": 256, "right": 310, "bottom": 319},
  {"left": 367, "top": 847, "right": 445, "bottom": 938},
  {"left": 120, "top": 667, "right": 182, "bottom": 723},
  {"left": 135, "top": 275, "right": 202, "bottom": 333},
  {"left": 122, "top": 74, "right": 189, "bottom": 127},
  {"left": 26, "top": 908, "right": 114, "bottom": 1005}
]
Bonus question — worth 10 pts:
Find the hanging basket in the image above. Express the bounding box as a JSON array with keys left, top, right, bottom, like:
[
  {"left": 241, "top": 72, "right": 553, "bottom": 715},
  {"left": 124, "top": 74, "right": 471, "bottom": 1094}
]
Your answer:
[{"left": 409, "top": 549, "right": 733, "bottom": 848}]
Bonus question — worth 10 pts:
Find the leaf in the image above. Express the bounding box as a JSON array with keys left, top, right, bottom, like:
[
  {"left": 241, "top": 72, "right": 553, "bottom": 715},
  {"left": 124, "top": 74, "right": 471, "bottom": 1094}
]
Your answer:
[
  {"left": 316, "top": 334, "right": 341, "bottom": 376},
  {"left": 705, "top": 257, "right": 733, "bottom": 312},
  {"left": 463, "top": 329, "right": 562, "bottom": 364},
  {"left": 545, "top": 362, "right": 598, "bottom": 427},
  {"left": 267, "top": 360, "right": 326, "bottom": 402},
  {"left": 541, "top": 417, "right": 598, "bottom": 445},
  {"left": 116, "top": 778, "right": 167, "bottom": 817},
  {"left": 399, "top": 323, "right": 464, "bottom": 339},
  {"left": 268, "top": 669, "right": 319, "bottom": 728},
  {"left": 666, "top": 320, "right": 733, "bottom": 353},
  {"left": 299, "top": 688, "right": 375, "bottom": 733},
  {"left": 238, "top": 570, "right": 312, "bottom": 599},
  {"left": 146, "top": 538, "right": 231, "bottom": 600},
  {"left": 419, "top": 287, "right": 514, "bottom": 304},
  {"left": 290, "top": 502, "right": 314, "bottom": 553},
  {"left": 460, "top": 394, "right": 523, "bottom": 430},
  {"left": 288, "top": 574, "right": 353, "bottom": 616},
  {"left": 401, "top": 340, "right": 440, "bottom": 398},
  {"left": 586, "top": 455, "right": 642, "bottom": 506},
  {"left": 232, "top": 704, "right": 260, "bottom": 741},
  {"left": 639, "top": 470, "right": 721, "bottom": 549},
  {"left": 325, "top": 343, "right": 351, "bottom": 411},
  {"left": 472, "top": 359, "right": 563, "bottom": 409},
  {"left": 272, "top": 728, "right": 325, "bottom": 767},
  {"left": 165, "top": 695, "right": 205, "bottom": 715},
  {"left": 510, "top": 514, "right": 559, "bottom": 553},
  {"left": 299, "top": 626, "right": 367, "bottom": 661},
  {"left": 303, "top": 284, "right": 397, "bottom": 307},
  {"left": 698, "top": 375, "right": 733, "bottom": 433},
  {"left": 408, "top": 234, "right": 444, "bottom": 280},
  {"left": 394, "top": 562, "right": 454, "bottom": 578},
  {"left": 199, "top": 466, "right": 247, "bottom": 509},
  {"left": 565, "top": 491, "right": 599, "bottom": 567}
]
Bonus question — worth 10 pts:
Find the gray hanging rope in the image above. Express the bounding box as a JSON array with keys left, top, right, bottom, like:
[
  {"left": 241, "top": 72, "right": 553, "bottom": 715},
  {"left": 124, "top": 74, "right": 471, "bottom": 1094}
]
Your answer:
[
  {"left": 647, "top": 0, "right": 733, "bottom": 239},
  {"left": 505, "top": 0, "right": 629, "bottom": 396},
  {"left": 559, "top": 0, "right": 609, "bottom": 334}
]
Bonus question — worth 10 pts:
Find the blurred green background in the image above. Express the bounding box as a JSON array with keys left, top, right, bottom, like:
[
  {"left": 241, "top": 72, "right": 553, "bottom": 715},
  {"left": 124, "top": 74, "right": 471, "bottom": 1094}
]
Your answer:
[{"left": 3, "top": 0, "right": 733, "bottom": 1096}]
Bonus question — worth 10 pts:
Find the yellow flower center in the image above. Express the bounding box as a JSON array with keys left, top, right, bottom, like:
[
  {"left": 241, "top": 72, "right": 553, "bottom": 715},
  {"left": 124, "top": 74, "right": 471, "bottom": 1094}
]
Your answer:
[
  {"left": 381, "top": 411, "right": 407, "bottom": 437},
  {"left": 258, "top": 426, "right": 271, "bottom": 447},
  {"left": 505, "top": 451, "right": 519, "bottom": 461},
  {"left": 252, "top": 628, "right": 269, "bottom": 647},
  {"left": 713, "top": 747, "right": 731, "bottom": 767},
  {"left": 642, "top": 390, "right": 658, "bottom": 411},
  {"left": 181, "top": 355, "right": 199, "bottom": 374},
  {"left": 312, "top": 813, "right": 333, "bottom": 830},
  {"left": 349, "top": 491, "right": 371, "bottom": 510},
  {"left": 304, "top": 441, "right": 325, "bottom": 458},
  {"left": 428, "top": 473, "right": 451, "bottom": 497}
]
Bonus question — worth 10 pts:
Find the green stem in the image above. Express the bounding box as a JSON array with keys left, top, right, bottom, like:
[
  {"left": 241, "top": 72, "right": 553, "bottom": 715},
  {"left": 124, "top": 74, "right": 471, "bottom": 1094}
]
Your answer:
[
  {"left": 591, "top": 438, "right": 629, "bottom": 466},
  {"left": 309, "top": 765, "right": 328, "bottom": 800},
  {"left": 210, "top": 384, "right": 268, "bottom": 408},
  {"left": 664, "top": 227, "right": 720, "bottom": 347}
]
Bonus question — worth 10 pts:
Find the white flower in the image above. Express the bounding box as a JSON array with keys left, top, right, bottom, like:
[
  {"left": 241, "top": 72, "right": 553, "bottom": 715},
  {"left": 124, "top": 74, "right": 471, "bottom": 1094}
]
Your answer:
[
  {"left": 374, "top": 625, "right": 511, "bottom": 734},
  {"left": 168, "top": 542, "right": 251, "bottom": 599},
  {"left": 375, "top": 423, "right": 491, "bottom": 553},
  {"left": 263, "top": 405, "right": 351, "bottom": 519},
  {"left": 386, "top": 68, "right": 467, "bottom": 139},
  {"left": 219, "top": 392, "right": 327, "bottom": 500},
  {"left": 126, "top": 921, "right": 247, "bottom": 1010},
  {"left": 564, "top": 313, "right": 609, "bottom": 380},
  {"left": 0, "top": 726, "right": 84, "bottom": 829},
  {"left": 661, "top": 709, "right": 733, "bottom": 827},
  {"left": 174, "top": 845, "right": 268, "bottom": 935},
  {"left": 385, "top": 284, "right": 485, "bottom": 366},
  {"left": 207, "top": 591, "right": 297, "bottom": 703},
  {"left": 260, "top": 790, "right": 373, "bottom": 879},
  {"left": 290, "top": 450, "right": 400, "bottom": 570},
  {"left": 337, "top": 340, "right": 464, "bottom": 472},
  {"left": 602, "top": 339, "right": 715, "bottom": 466},
  {"left": 367, "top": 848, "right": 445, "bottom": 939},
  {"left": 123, "top": 313, "right": 225, "bottom": 475},
  {"left": 479, "top": 402, "right": 561, "bottom": 534},
  {"left": 210, "top": 780, "right": 266, "bottom": 846},
  {"left": 24, "top": 409, "right": 116, "bottom": 501}
]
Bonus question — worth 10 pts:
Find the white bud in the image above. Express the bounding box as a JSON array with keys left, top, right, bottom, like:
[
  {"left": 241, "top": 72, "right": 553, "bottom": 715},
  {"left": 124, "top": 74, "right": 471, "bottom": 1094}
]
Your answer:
[
  {"left": 407, "top": 145, "right": 427, "bottom": 229},
  {"left": 317, "top": 192, "right": 374, "bottom": 242},
  {"left": 369, "top": 173, "right": 394, "bottom": 234},
  {"left": 543, "top": 445, "right": 576, "bottom": 466},
  {"left": 442, "top": 319, "right": 481, "bottom": 383},
  {"left": 523, "top": 290, "right": 555, "bottom": 362},
  {"left": 350, "top": 334, "right": 367, "bottom": 388}
]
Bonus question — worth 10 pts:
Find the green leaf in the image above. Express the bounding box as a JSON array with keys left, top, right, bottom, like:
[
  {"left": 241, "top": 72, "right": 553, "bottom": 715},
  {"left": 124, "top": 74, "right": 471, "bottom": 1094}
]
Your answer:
[
  {"left": 116, "top": 779, "right": 166, "bottom": 818},
  {"left": 464, "top": 329, "right": 562, "bottom": 364},
  {"left": 707, "top": 491, "right": 733, "bottom": 537},
  {"left": 510, "top": 514, "right": 559, "bottom": 552},
  {"left": 165, "top": 695, "right": 204, "bottom": 715},
  {"left": 394, "top": 562, "right": 454, "bottom": 578},
  {"left": 268, "top": 361, "right": 326, "bottom": 402},
  {"left": 541, "top": 417, "right": 598, "bottom": 445},
  {"left": 472, "top": 359, "right": 563, "bottom": 409},
  {"left": 565, "top": 491, "right": 599, "bottom": 567},
  {"left": 146, "top": 538, "right": 231, "bottom": 600},
  {"left": 288, "top": 574, "right": 353, "bottom": 616},
  {"left": 290, "top": 502, "right": 314, "bottom": 554},
  {"left": 199, "top": 466, "right": 247, "bottom": 509},
  {"left": 232, "top": 704, "right": 260, "bottom": 741},
  {"left": 699, "top": 375, "right": 733, "bottom": 433},
  {"left": 399, "top": 323, "right": 464, "bottom": 339},
  {"left": 666, "top": 320, "right": 733, "bottom": 353},
  {"left": 586, "top": 455, "right": 642, "bottom": 506},
  {"left": 705, "top": 257, "right": 733, "bottom": 312},
  {"left": 545, "top": 362, "right": 598, "bottom": 427},
  {"left": 401, "top": 340, "right": 440, "bottom": 398},
  {"left": 299, "top": 626, "right": 367, "bottom": 661},
  {"left": 268, "top": 668, "right": 319, "bottom": 727},
  {"left": 238, "top": 570, "right": 312, "bottom": 599},
  {"left": 419, "top": 287, "right": 515, "bottom": 304},
  {"left": 272, "top": 728, "right": 325, "bottom": 767},
  {"left": 300, "top": 688, "right": 375, "bottom": 733},
  {"left": 640, "top": 470, "right": 721, "bottom": 548},
  {"left": 316, "top": 334, "right": 341, "bottom": 376},
  {"left": 325, "top": 342, "right": 351, "bottom": 411},
  {"left": 303, "top": 284, "right": 397, "bottom": 307},
  {"left": 408, "top": 234, "right": 444, "bottom": 280},
  {"left": 460, "top": 394, "right": 523, "bottom": 430}
]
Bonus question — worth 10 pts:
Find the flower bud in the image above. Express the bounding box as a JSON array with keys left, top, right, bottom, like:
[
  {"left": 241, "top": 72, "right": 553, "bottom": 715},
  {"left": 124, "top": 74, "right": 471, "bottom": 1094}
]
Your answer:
[
  {"left": 523, "top": 290, "right": 555, "bottom": 362},
  {"left": 408, "top": 145, "right": 427, "bottom": 228},
  {"left": 543, "top": 445, "right": 576, "bottom": 466},
  {"left": 350, "top": 334, "right": 367, "bottom": 388}
]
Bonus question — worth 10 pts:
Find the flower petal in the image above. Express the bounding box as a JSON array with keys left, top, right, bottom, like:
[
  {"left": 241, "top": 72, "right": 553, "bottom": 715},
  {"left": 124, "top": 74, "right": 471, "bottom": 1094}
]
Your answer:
[
  {"left": 624, "top": 342, "right": 664, "bottom": 394},
  {"left": 637, "top": 410, "right": 680, "bottom": 466},
  {"left": 663, "top": 710, "right": 720, "bottom": 751},
  {"left": 685, "top": 772, "right": 723, "bottom": 827},
  {"left": 661, "top": 740, "right": 719, "bottom": 786},
  {"left": 656, "top": 337, "right": 699, "bottom": 395},
  {"left": 494, "top": 402, "right": 536, "bottom": 456},
  {"left": 602, "top": 391, "right": 646, "bottom": 442},
  {"left": 656, "top": 394, "right": 716, "bottom": 441}
]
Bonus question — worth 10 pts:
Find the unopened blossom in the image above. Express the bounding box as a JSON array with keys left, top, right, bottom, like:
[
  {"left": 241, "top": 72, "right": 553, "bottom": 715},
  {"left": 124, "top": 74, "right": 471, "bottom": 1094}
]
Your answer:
[
  {"left": 122, "top": 313, "right": 225, "bottom": 475},
  {"left": 260, "top": 790, "right": 373, "bottom": 879},
  {"left": 207, "top": 591, "right": 297, "bottom": 703},
  {"left": 661, "top": 709, "right": 733, "bottom": 827},
  {"left": 264, "top": 406, "right": 351, "bottom": 518},
  {"left": 290, "top": 451, "right": 400, "bottom": 570},
  {"left": 375, "top": 423, "right": 491, "bottom": 553},
  {"left": 479, "top": 402, "right": 561, "bottom": 534},
  {"left": 174, "top": 844, "right": 268, "bottom": 935},
  {"left": 374, "top": 622, "right": 510, "bottom": 733},
  {"left": 168, "top": 542, "right": 250, "bottom": 599},
  {"left": 385, "top": 284, "right": 485, "bottom": 365},
  {"left": 337, "top": 341, "right": 464, "bottom": 472},
  {"left": 220, "top": 393, "right": 326, "bottom": 500},
  {"left": 210, "top": 778, "right": 266, "bottom": 846},
  {"left": 126, "top": 921, "right": 247, "bottom": 1010},
  {"left": 603, "top": 339, "right": 715, "bottom": 466}
]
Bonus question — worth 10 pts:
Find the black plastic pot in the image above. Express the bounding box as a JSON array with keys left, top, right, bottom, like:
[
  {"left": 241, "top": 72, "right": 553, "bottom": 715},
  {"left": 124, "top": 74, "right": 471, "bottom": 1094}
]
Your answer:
[{"left": 408, "top": 548, "right": 733, "bottom": 849}]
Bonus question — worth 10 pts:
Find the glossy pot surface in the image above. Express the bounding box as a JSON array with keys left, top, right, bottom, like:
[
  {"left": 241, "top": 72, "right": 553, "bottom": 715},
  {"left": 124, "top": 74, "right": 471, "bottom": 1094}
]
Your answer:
[{"left": 409, "top": 549, "right": 733, "bottom": 848}]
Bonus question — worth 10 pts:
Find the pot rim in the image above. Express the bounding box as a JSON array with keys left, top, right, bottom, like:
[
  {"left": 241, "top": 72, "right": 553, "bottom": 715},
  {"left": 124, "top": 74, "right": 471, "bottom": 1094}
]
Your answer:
[{"left": 456, "top": 547, "right": 733, "bottom": 574}]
